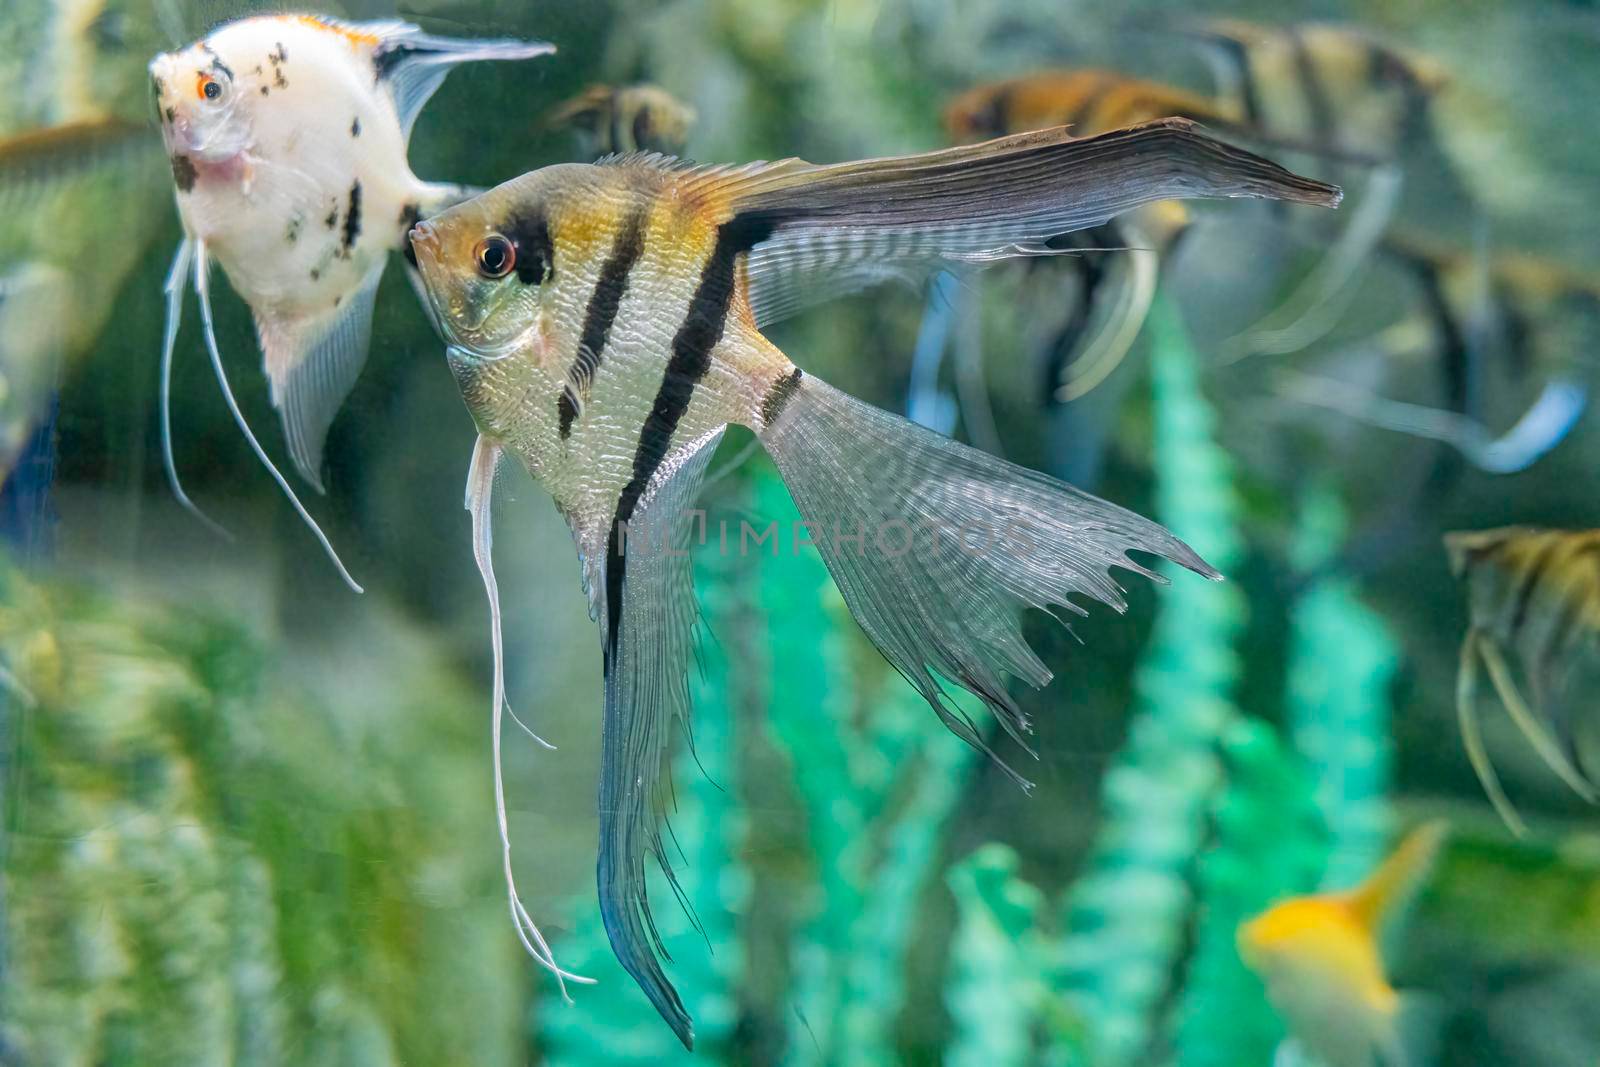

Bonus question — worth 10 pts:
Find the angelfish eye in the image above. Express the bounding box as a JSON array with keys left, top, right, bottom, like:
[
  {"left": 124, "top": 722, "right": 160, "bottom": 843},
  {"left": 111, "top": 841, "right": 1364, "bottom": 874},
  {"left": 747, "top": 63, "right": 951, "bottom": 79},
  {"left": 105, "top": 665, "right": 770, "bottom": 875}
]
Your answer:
[
  {"left": 474, "top": 235, "right": 516, "bottom": 279},
  {"left": 198, "top": 74, "right": 223, "bottom": 101}
]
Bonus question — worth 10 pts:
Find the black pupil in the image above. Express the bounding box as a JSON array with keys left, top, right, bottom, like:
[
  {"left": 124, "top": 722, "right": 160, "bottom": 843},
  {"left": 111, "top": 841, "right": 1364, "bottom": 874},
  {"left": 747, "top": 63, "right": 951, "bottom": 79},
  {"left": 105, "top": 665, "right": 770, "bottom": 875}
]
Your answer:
[
  {"left": 203, "top": 80, "right": 220, "bottom": 100},
  {"left": 480, "top": 238, "right": 511, "bottom": 276}
]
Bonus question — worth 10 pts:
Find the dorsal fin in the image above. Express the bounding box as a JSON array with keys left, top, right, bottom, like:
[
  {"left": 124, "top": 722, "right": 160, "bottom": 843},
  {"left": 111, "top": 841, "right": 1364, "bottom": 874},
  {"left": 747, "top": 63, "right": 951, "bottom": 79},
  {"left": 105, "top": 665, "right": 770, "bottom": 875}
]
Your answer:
[
  {"left": 292, "top": 17, "right": 554, "bottom": 142},
  {"left": 1345, "top": 822, "right": 1447, "bottom": 933}
]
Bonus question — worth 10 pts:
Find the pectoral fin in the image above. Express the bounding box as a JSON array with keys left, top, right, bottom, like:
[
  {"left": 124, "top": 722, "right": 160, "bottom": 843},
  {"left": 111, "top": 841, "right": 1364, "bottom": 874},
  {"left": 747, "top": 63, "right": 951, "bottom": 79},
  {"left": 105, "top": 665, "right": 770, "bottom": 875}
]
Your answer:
[{"left": 258, "top": 259, "right": 386, "bottom": 492}]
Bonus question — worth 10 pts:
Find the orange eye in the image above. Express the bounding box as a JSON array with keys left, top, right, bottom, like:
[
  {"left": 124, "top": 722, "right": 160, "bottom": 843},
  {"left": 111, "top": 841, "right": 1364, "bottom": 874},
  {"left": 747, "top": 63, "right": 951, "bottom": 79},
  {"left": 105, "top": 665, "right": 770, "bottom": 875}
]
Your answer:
[
  {"left": 474, "top": 235, "right": 516, "bottom": 279},
  {"left": 197, "top": 74, "right": 222, "bottom": 102}
]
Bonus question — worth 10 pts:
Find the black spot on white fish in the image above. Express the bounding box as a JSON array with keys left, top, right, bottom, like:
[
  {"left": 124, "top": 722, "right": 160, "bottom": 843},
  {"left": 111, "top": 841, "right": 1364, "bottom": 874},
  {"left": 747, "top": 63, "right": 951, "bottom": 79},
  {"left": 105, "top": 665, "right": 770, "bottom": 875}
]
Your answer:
[
  {"left": 151, "top": 75, "right": 165, "bottom": 95},
  {"left": 170, "top": 154, "right": 197, "bottom": 192},
  {"left": 324, "top": 203, "right": 338, "bottom": 229},
  {"left": 260, "top": 86, "right": 269, "bottom": 96},
  {"left": 310, "top": 267, "right": 321, "bottom": 281},
  {"left": 206, "top": 54, "right": 234, "bottom": 81},
  {"left": 340, "top": 182, "right": 363, "bottom": 254},
  {"left": 254, "top": 65, "right": 263, "bottom": 75},
  {"left": 351, "top": 117, "right": 361, "bottom": 138},
  {"left": 269, "top": 42, "right": 287, "bottom": 65},
  {"left": 285, "top": 214, "right": 303, "bottom": 243},
  {"left": 399, "top": 204, "right": 422, "bottom": 267},
  {"left": 334, "top": 294, "right": 343, "bottom": 308},
  {"left": 274, "top": 68, "right": 288, "bottom": 90}
]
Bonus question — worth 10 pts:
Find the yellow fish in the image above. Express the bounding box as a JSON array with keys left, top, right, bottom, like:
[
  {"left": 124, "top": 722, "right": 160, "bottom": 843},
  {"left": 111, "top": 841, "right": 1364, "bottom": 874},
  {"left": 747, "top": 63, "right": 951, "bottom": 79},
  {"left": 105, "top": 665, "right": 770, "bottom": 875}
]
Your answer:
[
  {"left": 148, "top": 15, "right": 554, "bottom": 589},
  {"left": 408, "top": 118, "right": 1339, "bottom": 1045},
  {"left": 1240, "top": 822, "right": 1447, "bottom": 1067},
  {"left": 1446, "top": 527, "right": 1600, "bottom": 833}
]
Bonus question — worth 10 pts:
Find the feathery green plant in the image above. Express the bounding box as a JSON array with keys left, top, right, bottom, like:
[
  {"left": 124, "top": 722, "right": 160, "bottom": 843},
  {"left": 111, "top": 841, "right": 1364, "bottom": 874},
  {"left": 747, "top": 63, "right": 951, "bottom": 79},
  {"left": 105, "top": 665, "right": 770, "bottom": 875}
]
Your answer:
[
  {"left": 1287, "top": 484, "right": 1399, "bottom": 888},
  {"left": 0, "top": 566, "right": 524, "bottom": 1066},
  {"left": 944, "top": 843, "right": 1048, "bottom": 1067},
  {"left": 1171, "top": 717, "right": 1328, "bottom": 1066},
  {"left": 1053, "top": 297, "right": 1248, "bottom": 1067}
]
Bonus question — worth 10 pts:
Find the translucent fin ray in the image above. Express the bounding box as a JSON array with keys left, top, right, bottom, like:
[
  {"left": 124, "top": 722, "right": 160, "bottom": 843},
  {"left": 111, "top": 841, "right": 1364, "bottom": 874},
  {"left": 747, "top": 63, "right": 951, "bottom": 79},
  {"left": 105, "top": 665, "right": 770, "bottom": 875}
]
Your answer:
[
  {"left": 760, "top": 375, "right": 1217, "bottom": 783},
  {"left": 260, "top": 259, "right": 386, "bottom": 491},
  {"left": 641, "top": 118, "right": 1340, "bottom": 328},
  {"left": 363, "top": 22, "right": 556, "bottom": 140},
  {"left": 584, "top": 428, "right": 725, "bottom": 1051}
]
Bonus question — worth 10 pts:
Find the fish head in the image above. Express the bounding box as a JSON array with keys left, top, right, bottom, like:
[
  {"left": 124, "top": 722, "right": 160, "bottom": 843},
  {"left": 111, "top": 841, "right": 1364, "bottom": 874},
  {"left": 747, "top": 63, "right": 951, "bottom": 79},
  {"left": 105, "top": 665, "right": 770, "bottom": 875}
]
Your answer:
[
  {"left": 408, "top": 169, "right": 586, "bottom": 363},
  {"left": 149, "top": 36, "right": 255, "bottom": 165}
]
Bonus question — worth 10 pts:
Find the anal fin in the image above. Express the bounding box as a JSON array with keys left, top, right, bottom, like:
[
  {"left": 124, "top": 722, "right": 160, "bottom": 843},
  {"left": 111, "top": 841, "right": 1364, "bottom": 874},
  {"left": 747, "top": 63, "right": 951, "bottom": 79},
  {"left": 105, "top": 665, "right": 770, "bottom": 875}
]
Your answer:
[{"left": 259, "top": 259, "right": 386, "bottom": 492}]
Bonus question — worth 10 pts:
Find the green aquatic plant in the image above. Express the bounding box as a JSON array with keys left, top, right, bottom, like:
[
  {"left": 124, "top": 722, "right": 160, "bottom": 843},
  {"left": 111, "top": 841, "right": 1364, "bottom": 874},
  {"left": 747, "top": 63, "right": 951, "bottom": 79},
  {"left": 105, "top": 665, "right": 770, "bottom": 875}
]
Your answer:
[
  {"left": 0, "top": 566, "right": 524, "bottom": 1066},
  {"left": 1287, "top": 484, "right": 1399, "bottom": 888},
  {"left": 944, "top": 843, "right": 1049, "bottom": 1067},
  {"left": 1171, "top": 717, "right": 1328, "bottom": 1067},
  {"left": 1053, "top": 298, "right": 1249, "bottom": 1067}
]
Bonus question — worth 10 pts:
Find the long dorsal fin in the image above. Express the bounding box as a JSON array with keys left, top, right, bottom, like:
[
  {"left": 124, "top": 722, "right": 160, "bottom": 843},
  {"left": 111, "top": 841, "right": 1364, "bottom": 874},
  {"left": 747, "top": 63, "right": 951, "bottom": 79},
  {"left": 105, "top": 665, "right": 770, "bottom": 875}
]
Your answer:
[{"left": 622, "top": 118, "right": 1341, "bottom": 328}]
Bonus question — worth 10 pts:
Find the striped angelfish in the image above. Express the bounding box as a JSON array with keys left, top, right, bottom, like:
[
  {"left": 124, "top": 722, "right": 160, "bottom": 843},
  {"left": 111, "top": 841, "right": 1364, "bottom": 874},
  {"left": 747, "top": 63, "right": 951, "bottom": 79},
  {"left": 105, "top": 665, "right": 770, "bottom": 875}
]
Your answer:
[
  {"left": 1447, "top": 527, "right": 1600, "bottom": 834},
  {"left": 407, "top": 117, "right": 1341, "bottom": 1046}
]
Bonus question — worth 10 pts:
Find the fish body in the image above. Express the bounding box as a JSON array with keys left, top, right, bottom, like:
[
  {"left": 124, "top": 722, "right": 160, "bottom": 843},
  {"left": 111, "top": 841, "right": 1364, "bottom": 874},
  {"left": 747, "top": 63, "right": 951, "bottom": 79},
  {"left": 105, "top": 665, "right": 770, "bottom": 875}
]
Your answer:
[
  {"left": 409, "top": 118, "right": 1340, "bottom": 1045},
  {"left": 1278, "top": 233, "right": 1594, "bottom": 479},
  {"left": 1446, "top": 527, "right": 1600, "bottom": 832},
  {"left": 1182, "top": 19, "right": 1447, "bottom": 163},
  {"left": 545, "top": 83, "right": 697, "bottom": 158},
  {"left": 1239, "top": 822, "right": 1446, "bottom": 1067},
  {"left": 0, "top": 0, "right": 175, "bottom": 487},
  {"left": 942, "top": 71, "right": 1204, "bottom": 422},
  {"left": 148, "top": 15, "right": 552, "bottom": 588},
  {"left": 943, "top": 69, "right": 1228, "bottom": 146}
]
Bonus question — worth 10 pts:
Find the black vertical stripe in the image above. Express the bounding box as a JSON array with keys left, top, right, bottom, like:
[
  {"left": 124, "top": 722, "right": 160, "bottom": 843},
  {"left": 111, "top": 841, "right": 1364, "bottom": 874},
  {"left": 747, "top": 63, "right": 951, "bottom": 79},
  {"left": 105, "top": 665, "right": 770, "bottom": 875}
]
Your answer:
[
  {"left": 1507, "top": 537, "right": 1566, "bottom": 637},
  {"left": 603, "top": 210, "right": 778, "bottom": 658},
  {"left": 1215, "top": 36, "right": 1264, "bottom": 128},
  {"left": 1069, "top": 74, "right": 1114, "bottom": 132},
  {"left": 1288, "top": 27, "right": 1338, "bottom": 157},
  {"left": 561, "top": 207, "right": 650, "bottom": 439}
]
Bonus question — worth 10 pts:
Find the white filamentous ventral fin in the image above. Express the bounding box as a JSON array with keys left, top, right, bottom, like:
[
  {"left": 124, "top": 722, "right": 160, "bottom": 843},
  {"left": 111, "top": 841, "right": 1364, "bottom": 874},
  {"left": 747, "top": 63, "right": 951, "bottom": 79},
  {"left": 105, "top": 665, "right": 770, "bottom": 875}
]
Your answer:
[
  {"left": 465, "top": 434, "right": 591, "bottom": 995},
  {"left": 190, "top": 241, "right": 364, "bottom": 593}
]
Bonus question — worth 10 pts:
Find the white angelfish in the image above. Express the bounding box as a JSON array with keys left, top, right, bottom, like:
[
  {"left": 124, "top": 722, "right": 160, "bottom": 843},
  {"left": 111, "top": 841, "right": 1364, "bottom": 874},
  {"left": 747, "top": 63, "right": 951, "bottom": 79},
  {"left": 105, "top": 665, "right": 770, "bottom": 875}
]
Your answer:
[{"left": 149, "top": 15, "right": 554, "bottom": 589}]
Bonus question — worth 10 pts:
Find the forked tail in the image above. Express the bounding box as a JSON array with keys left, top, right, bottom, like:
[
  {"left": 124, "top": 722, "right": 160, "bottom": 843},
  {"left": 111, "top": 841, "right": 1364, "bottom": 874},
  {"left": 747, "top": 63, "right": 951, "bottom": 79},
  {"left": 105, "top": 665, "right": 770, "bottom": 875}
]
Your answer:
[{"left": 758, "top": 372, "right": 1217, "bottom": 774}]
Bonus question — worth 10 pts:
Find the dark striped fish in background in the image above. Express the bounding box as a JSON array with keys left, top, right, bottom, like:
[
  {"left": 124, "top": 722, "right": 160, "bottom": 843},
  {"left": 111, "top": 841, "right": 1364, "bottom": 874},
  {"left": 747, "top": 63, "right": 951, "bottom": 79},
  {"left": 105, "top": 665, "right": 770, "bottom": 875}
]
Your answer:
[
  {"left": 1446, "top": 527, "right": 1600, "bottom": 834},
  {"left": 942, "top": 72, "right": 1210, "bottom": 411},
  {"left": 408, "top": 117, "right": 1341, "bottom": 1046},
  {"left": 1280, "top": 230, "right": 1594, "bottom": 476},
  {"left": 545, "top": 83, "right": 697, "bottom": 159},
  {"left": 148, "top": 15, "right": 555, "bottom": 591}
]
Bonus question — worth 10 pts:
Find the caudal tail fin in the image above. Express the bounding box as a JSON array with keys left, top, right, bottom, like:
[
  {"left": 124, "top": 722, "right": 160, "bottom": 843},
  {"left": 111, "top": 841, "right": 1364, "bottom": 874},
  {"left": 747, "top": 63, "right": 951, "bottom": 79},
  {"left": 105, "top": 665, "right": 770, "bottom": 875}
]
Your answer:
[{"left": 758, "top": 373, "right": 1216, "bottom": 774}]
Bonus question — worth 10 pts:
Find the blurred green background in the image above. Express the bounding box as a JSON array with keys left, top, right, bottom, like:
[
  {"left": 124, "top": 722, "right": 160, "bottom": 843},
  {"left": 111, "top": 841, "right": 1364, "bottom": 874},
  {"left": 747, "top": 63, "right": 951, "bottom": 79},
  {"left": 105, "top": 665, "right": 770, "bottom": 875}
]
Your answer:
[{"left": 3, "top": 0, "right": 1599, "bottom": 1064}]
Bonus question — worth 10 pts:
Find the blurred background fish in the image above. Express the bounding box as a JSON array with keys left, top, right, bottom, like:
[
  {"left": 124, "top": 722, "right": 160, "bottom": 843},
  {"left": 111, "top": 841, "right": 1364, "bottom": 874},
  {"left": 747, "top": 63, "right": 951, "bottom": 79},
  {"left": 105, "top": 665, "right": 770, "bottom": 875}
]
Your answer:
[
  {"left": 1447, "top": 527, "right": 1600, "bottom": 834},
  {"left": 544, "top": 82, "right": 696, "bottom": 158},
  {"left": 0, "top": 0, "right": 178, "bottom": 558}
]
